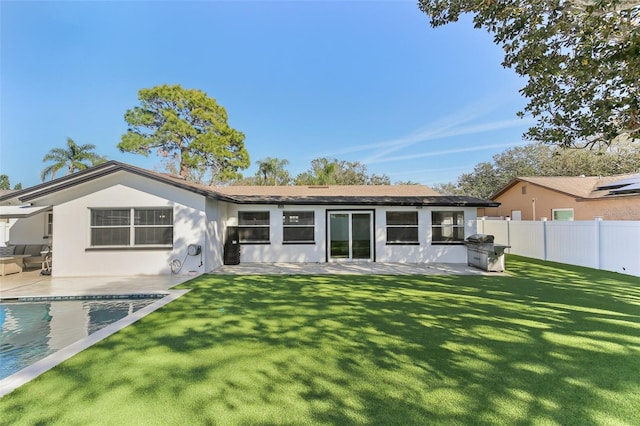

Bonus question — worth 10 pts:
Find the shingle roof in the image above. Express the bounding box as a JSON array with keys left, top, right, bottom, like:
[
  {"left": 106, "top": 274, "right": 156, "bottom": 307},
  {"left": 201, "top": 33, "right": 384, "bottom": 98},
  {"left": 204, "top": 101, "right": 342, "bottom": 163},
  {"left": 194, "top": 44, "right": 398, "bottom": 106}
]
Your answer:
[
  {"left": 491, "top": 173, "right": 640, "bottom": 199},
  {"left": 0, "top": 161, "right": 499, "bottom": 207}
]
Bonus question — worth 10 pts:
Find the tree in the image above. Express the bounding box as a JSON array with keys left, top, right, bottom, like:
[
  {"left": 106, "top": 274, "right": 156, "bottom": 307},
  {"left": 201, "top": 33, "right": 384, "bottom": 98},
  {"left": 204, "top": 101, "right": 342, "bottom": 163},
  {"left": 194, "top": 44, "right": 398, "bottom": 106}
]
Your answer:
[
  {"left": 41, "top": 138, "right": 106, "bottom": 181},
  {"left": 435, "top": 140, "right": 640, "bottom": 198},
  {"left": 294, "top": 157, "right": 391, "bottom": 185},
  {"left": 255, "top": 157, "right": 291, "bottom": 185},
  {"left": 0, "top": 175, "right": 23, "bottom": 190},
  {"left": 118, "top": 84, "right": 250, "bottom": 184},
  {"left": 418, "top": 1, "right": 640, "bottom": 148}
]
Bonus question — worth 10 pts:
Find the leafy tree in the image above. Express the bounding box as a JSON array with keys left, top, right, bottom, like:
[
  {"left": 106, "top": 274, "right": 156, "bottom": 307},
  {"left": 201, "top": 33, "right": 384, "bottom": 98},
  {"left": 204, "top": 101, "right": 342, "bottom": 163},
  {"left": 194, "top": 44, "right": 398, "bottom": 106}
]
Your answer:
[
  {"left": 418, "top": 1, "right": 640, "bottom": 148},
  {"left": 13, "top": 182, "right": 22, "bottom": 190},
  {"left": 437, "top": 141, "right": 640, "bottom": 198},
  {"left": 295, "top": 157, "right": 391, "bottom": 185},
  {"left": 118, "top": 84, "right": 250, "bottom": 184},
  {"left": 255, "top": 157, "right": 291, "bottom": 185},
  {"left": 41, "top": 138, "right": 106, "bottom": 181}
]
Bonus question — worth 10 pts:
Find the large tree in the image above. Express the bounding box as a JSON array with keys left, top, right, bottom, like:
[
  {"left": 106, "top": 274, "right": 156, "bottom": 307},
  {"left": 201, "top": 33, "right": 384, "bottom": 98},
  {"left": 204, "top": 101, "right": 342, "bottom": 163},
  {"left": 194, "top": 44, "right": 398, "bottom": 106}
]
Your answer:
[
  {"left": 433, "top": 140, "right": 640, "bottom": 198},
  {"left": 41, "top": 138, "right": 106, "bottom": 181},
  {"left": 295, "top": 157, "right": 391, "bottom": 185},
  {"left": 418, "top": 0, "right": 640, "bottom": 148},
  {"left": 118, "top": 84, "right": 250, "bottom": 183}
]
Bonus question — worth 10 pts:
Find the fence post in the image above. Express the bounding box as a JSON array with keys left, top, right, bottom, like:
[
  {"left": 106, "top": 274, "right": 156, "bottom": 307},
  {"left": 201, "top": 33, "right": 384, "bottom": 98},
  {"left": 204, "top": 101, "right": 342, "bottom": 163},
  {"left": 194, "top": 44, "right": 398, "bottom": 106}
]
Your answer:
[
  {"left": 595, "top": 217, "right": 603, "bottom": 269},
  {"left": 542, "top": 219, "right": 548, "bottom": 261}
]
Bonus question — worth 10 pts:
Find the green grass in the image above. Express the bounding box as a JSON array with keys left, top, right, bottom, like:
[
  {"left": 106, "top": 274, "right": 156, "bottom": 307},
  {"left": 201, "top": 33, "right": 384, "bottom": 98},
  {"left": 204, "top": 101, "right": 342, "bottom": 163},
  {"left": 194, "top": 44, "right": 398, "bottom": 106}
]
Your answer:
[{"left": 1, "top": 255, "right": 639, "bottom": 425}]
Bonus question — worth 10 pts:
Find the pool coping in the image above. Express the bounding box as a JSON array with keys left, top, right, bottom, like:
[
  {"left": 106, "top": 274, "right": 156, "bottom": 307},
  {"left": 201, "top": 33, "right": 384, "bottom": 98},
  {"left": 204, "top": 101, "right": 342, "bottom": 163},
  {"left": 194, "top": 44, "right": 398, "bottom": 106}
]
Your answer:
[{"left": 0, "top": 289, "right": 189, "bottom": 398}]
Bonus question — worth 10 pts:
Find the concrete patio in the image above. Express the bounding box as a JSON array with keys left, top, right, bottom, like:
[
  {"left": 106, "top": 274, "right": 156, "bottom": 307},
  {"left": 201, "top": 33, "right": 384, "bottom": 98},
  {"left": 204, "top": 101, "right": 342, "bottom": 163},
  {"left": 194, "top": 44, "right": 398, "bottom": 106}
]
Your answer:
[{"left": 0, "top": 262, "right": 498, "bottom": 299}]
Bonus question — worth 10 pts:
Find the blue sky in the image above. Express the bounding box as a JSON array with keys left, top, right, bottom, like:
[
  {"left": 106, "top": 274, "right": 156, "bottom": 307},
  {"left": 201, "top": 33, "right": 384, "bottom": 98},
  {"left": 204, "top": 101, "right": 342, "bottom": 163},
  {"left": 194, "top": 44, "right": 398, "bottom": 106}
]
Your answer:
[{"left": 1, "top": 1, "right": 531, "bottom": 189}]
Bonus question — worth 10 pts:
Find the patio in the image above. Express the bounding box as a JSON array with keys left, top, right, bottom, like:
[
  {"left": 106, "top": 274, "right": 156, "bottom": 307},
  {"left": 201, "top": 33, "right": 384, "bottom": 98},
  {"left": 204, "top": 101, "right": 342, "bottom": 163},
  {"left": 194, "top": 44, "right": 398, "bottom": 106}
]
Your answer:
[{"left": 0, "top": 262, "right": 497, "bottom": 299}]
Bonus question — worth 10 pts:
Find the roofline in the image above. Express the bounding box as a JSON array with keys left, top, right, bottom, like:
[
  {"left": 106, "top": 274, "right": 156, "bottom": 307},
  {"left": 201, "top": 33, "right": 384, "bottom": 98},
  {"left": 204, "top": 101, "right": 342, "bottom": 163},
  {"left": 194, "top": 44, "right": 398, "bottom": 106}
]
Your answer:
[
  {"left": 490, "top": 177, "right": 591, "bottom": 200},
  {"left": 1, "top": 161, "right": 236, "bottom": 204},
  {"left": 1, "top": 161, "right": 499, "bottom": 207}
]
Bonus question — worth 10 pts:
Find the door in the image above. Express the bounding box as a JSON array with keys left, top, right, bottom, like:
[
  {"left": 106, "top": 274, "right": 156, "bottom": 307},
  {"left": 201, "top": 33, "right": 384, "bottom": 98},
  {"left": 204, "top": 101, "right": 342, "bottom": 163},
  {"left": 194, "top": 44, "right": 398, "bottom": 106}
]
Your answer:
[{"left": 328, "top": 211, "right": 373, "bottom": 261}]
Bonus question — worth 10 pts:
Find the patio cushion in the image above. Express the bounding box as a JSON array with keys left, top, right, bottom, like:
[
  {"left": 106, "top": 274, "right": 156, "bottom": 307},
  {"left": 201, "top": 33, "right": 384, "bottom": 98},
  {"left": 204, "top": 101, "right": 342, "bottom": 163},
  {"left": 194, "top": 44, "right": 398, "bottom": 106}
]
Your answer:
[
  {"left": 9, "top": 245, "right": 25, "bottom": 255},
  {"left": 0, "top": 246, "right": 16, "bottom": 257},
  {"left": 24, "top": 245, "right": 48, "bottom": 257}
]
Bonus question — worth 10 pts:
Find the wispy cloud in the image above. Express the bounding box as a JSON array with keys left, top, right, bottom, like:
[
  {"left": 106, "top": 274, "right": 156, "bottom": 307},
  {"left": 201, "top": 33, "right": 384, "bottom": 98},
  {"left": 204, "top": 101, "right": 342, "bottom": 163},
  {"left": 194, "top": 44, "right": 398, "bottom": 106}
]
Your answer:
[{"left": 366, "top": 141, "right": 528, "bottom": 165}]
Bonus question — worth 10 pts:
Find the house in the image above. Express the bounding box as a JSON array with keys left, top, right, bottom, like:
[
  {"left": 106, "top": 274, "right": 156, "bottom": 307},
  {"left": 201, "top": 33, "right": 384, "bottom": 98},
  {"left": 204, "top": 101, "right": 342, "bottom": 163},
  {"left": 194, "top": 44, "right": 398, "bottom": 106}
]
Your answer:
[
  {"left": 479, "top": 174, "right": 640, "bottom": 221},
  {"left": 0, "top": 161, "right": 499, "bottom": 277}
]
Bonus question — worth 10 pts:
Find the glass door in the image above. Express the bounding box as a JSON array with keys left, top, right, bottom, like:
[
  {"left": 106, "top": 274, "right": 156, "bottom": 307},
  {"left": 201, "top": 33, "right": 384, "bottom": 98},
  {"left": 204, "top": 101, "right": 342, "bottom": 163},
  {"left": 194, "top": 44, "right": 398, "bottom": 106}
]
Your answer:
[{"left": 328, "top": 212, "right": 373, "bottom": 261}]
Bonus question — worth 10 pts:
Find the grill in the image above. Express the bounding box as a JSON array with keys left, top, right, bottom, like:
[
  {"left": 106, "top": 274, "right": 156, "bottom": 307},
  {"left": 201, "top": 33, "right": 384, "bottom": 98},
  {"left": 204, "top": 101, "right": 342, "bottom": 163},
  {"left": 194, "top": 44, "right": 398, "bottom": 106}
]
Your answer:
[{"left": 465, "top": 234, "right": 510, "bottom": 272}]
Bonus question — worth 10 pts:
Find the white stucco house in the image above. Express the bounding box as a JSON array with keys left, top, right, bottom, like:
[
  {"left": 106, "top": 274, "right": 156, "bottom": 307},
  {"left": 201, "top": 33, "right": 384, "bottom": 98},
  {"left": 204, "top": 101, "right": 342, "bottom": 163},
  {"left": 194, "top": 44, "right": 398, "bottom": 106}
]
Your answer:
[{"left": 0, "top": 161, "right": 499, "bottom": 277}]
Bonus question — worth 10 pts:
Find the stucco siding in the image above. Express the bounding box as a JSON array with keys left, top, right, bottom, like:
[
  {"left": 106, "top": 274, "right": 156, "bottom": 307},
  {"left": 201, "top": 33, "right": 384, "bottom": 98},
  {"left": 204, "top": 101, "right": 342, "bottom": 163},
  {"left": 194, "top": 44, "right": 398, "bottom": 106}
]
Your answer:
[
  {"left": 50, "top": 173, "right": 208, "bottom": 277},
  {"left": 227, "top": 204, "right": 477, "bottom": 264},
  {"left": 485, "top": 181, "right": 640, "bottom": 220}
]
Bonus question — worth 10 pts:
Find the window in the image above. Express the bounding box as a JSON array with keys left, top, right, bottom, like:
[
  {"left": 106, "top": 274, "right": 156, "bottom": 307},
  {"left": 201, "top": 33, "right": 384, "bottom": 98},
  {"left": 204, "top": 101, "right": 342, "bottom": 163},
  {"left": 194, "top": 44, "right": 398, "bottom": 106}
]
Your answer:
[
  {"left": 552, "top": 208, "right": 574, "bottom": 221},
  {"left": 386, "top": 211, "right": 418, "bottom": 244},
  {"left": 431, "top": 211, "right": 465, "bottom": 244},
  {"left": 238, "top": 211, "right": 270, "bottom": 243},
  {"left": 283, "top": 211, "right": 315, "bottom": 243},
  {"left": 45, "top": 211, "right": 53, "bottom": 236},
  {"left": 90, "top": 208, "right": 173, "bottom": 247}
]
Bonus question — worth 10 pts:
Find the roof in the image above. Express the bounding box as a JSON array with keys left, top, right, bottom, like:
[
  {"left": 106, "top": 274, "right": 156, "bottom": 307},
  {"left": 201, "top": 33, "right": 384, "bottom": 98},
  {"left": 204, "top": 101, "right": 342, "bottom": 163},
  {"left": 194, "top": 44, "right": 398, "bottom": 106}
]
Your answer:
[
  {"left": 0, "top": 205, "right": 52, "bottom": 219},
  {"left": 0, "top": 161, "right": 499, "bottom": 207},
  {"left": 491, "top": 173, "right": 640, "bottom": 200}
]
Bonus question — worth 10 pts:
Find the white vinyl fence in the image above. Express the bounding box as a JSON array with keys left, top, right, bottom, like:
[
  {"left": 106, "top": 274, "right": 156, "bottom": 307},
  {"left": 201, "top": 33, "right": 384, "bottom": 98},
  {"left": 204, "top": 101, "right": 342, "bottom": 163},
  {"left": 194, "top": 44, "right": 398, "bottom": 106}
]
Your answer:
[{"left": 476, "top": 219, "right": 640, "bottom": 277}]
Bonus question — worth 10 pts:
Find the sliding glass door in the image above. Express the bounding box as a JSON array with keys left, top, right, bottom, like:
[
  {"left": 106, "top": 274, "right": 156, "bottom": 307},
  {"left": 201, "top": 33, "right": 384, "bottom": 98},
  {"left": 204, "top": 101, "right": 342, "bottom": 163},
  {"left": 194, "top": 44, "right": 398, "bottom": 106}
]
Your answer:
[{"left": 328, "top": 211, "right": 373, "bottom": 261}]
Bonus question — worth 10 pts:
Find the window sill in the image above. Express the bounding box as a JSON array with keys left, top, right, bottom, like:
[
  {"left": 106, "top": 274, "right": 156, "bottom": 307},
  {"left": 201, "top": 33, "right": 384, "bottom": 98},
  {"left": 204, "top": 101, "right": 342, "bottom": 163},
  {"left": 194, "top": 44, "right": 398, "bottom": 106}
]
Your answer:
[
  {"left": 239, "top": 242, "right": 271, "bottom": 245},
  {"left": 431, "top": 242, "right": 465, "bottom": 246},
  {"left": 86, "top": 246, "right": 173, "bottom": 251},
  {"left": 283, "top": 241, "right": 316, "bottom": 245},
  {"left": 386, "top": 242, "right": 420, "bottom": 245}
]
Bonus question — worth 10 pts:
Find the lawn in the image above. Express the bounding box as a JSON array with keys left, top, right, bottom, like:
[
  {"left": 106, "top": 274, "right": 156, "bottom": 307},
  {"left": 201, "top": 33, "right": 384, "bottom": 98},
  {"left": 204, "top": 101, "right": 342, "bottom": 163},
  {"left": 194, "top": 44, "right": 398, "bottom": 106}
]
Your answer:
[{"left": 1, "top": 256, "right": 639, "bottom": 425}]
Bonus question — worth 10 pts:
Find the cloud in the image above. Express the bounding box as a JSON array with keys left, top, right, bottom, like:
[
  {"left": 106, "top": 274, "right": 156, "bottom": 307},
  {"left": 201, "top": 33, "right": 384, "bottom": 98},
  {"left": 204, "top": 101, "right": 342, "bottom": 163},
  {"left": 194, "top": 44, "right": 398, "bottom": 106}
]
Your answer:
[{"left": 366, "top": 141, "right": 528, "bottom": 165}]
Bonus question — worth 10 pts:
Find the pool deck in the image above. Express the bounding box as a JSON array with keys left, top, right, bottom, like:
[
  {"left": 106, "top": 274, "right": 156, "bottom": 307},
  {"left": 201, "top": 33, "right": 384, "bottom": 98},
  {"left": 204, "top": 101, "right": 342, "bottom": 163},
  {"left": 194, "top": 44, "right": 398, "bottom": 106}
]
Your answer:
[{"left": 1, "top": 262, "right": 498, "bottom": 299}]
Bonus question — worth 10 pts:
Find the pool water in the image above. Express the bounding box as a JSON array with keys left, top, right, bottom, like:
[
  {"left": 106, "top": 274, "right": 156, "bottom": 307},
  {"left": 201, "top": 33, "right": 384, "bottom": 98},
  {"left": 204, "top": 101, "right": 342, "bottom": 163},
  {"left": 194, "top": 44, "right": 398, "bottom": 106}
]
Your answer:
[{"left": 0, "top": 297, "right": 163, "bottom": 380}]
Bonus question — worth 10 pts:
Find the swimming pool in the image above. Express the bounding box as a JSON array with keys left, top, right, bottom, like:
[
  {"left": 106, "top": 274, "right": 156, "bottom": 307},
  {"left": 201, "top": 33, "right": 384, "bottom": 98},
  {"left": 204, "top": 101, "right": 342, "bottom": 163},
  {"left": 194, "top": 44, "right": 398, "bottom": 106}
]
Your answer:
[{"left": 0, "top": 295, "right": 166, "bottom": 380}]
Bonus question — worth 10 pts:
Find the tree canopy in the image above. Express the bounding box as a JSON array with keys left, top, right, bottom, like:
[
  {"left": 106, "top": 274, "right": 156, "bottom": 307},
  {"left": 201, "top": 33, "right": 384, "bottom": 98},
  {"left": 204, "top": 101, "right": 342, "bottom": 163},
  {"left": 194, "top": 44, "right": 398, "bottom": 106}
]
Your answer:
[
  {"left": 432, "top": 140, "right": 640, "bottom": 198},
  {"left": 118, "top": 84, "right": 250, "bottom": 184},
  {"left": 294, "top": 158, "right": 391, "bottom": 185},
  {"left": 418, "top": 0, "right": 640, "bottom": 148},
  {"left": 41, "top": 138, "right": 106, "bottom": 181},
  {"left": 0, "top": 175, "right": 22, "bottom": 190},
  {"left": 256, "top": 157, "right": 292, "bottom": 185}
]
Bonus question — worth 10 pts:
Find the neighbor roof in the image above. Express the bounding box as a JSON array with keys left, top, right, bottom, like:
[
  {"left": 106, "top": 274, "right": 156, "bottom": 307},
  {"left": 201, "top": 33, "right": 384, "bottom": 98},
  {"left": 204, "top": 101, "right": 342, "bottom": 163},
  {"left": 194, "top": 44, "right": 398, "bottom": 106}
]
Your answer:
[
  {"left": 0, "top": 161, "right": 499, "bottom": 207},
  {"left": 491, "top": 173, "right": 640, "bottom": 200}
]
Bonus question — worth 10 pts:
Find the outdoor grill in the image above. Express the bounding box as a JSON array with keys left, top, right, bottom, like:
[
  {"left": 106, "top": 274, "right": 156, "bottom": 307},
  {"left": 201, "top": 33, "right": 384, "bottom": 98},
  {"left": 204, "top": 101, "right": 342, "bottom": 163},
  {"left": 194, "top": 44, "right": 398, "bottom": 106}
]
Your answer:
[{"left": 465, "top": 234, "right": 510, "bottom": 272}]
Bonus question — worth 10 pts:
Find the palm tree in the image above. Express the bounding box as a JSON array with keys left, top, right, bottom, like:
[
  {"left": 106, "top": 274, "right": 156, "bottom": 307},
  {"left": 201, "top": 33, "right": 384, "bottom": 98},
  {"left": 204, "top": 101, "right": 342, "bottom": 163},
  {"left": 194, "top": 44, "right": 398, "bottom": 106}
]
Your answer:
[
  {"left": 41, "top": 138, "right": 107, "bottom": 181},
  {"left": 255, "top": 157, "right": 290, "bottom": 185}
]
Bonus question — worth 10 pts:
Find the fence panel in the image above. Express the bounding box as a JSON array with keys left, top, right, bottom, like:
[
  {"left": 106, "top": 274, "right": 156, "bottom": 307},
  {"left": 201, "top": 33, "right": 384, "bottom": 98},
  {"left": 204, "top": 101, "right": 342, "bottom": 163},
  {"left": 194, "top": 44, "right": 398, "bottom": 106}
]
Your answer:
[
  {"left": 545, "top": 221, "right": 598, "bottom": 269},
  {"left": 506, "top": 221, "right": 545, "bottom": 259},
  {"left": 599, "top": 221, "right": 640, "bottom": 276},
  {"left": 476, "top": 219, "right": 640, "bottom": 277}
]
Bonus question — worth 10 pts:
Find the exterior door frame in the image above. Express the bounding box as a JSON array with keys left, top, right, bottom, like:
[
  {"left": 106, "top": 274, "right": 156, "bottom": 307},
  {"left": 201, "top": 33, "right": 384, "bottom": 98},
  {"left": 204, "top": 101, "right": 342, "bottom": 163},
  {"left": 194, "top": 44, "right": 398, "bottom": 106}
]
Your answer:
[{"left": 326, "top": 209, "right": 375, "bottom": 262}]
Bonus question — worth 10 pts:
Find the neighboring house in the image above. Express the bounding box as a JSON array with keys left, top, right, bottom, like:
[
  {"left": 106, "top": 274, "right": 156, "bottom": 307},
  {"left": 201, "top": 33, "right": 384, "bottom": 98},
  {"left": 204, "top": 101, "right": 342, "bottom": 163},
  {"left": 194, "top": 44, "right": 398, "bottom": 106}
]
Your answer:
[
  {"left": 0, "top": 161, "right": 498, "bottom": 277},
  {"left": 479, "top": 174, "right": 640, "bottom": 221}
]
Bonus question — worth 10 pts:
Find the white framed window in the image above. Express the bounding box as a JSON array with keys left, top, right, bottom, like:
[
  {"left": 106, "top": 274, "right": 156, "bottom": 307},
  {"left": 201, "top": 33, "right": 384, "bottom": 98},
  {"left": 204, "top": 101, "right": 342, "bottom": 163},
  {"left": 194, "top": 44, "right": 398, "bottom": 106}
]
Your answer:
[
  {"left": 45, "top": 211, "right": 53, "bottom": 236},
  {"left": 431, "top": 211, "right": 465, "bottom": 244},
  {"left": 552, "top": 208, "right": 574, "bottom": 221},
  {"left": 386, "top": 211, "right": 419, "bottom": 244},
  {"left": 283, "top": 211, "right": 314, "bottom": 244},
  {"left": 90, "top": 208, "right": 173, "bottom": 247},
  {"left": 238, "top": 211, "right": 270, "bottom": 243}
]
